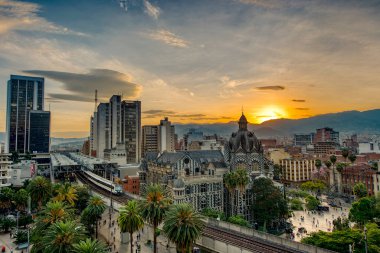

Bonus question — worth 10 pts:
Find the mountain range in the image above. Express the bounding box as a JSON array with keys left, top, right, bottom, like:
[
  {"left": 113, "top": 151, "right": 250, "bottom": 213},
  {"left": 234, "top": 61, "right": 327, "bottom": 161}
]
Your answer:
[
  {"left": 0, "top": 109, "right": 379, "bottom": 141},
  {"left": 174, "top": 109, "right": 380, "bottom": 138}
]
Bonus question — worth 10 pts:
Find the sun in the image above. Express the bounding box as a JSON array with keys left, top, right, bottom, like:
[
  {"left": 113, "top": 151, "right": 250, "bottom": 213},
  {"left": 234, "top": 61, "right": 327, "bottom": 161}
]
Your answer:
[{"left": 253, "top": 106, "right": 287, "bottom": 124}]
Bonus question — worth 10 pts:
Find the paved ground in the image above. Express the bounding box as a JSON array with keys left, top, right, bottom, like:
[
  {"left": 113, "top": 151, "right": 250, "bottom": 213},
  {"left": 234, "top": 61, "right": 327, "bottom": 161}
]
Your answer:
[
  {"left": 0, "top": 231, "right": 25, "bottom": 253},
  {"left": 98, "top": 210, "right": 178, "bottom": 253},
  {"left": 289, "top": 197, "right": 351, "bottom": 242}
]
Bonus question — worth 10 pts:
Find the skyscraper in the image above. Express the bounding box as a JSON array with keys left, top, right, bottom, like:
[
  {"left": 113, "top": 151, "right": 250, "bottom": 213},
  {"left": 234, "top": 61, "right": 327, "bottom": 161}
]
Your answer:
[
  {"left": 6, "top": 75, "right": 45, "bottom": 153},
  {"left": 142, "top": 117, "right": 176, "bottom": 157},
  {"left": 159, "top": 117, "right": 175, "bottom": 153},
  {"left": 28, "top": 111, "right": 50, "bottom": 153},
  {"left": 91, "top": 97, "right": 141, "bottom": 163},
  {"left": 122, "top": 100, "right": 141, "bottom": 163}
]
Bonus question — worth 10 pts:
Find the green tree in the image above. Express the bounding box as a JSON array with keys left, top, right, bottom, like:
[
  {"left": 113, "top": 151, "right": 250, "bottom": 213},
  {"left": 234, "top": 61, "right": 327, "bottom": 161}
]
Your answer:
[
  {"left": 11, "top": 151, "right": 19, "bottom": 163},
  {"left": 349, "top": 197, "right": 376, "bottom": 226},
  {"left": 330, "top": 155, "right": 337, "bottom": 190},
  {"left": 289, "top": 198, "right": 303, "bottom": 211},
  {"left": 324, "top": 160, "right": 332, "bottom": 169},
  {"left": 53, "top": 182, "right": 78, "bottom": 206},
  {"left": 235, "top": 168, "right": 249, "bottom": 192},
  {"left": 332, "top": 217, "right": 350, "bottom": 231},
  {"left": 73, "top": 185, "right": 90, "bottom": 212},
  {"left": 32, "top": 201, "right": 74, "bottom": 250},
  {"left": 163, "top": 204, "right": 204, "bottom": 253},
  {"left": 305, "top": 195, "right": 320, "bottom": 210},
  {"left": 301, "top": 229, "right": 363, "bottom": 253},
  {"left": 273, "top": 164, "right": 282, "bottom": 181},
  {"left": 72, "top": 238, "right": 108, "bottom": 253},
  {"left": 353, "top": 182, "right": 367, "bottom": 199},
  {"left": 27, "top": 176, "right": 52, "bottom": 210},
  {"left": 40, "top": 220, "right": 86, "bottom": 253},
  {"left": 342, "top": 148, "right": 349, "bottom": 161},
  {"left": 251, "top": 177, "right": 288, "bottom": 231},
  {"left": 139, "top": 184, "right": 172, "bottom": 253},
  {"left": 315, "top": 159, "right": 322, "bottom": 171},
  {"left": 300, "top": 180, "right": 326, "bottom": 195},
  {"left": 14, "top": 230, "right": 28, "bottom": 244},
  {"left": 0, "top": 187, "right": 15, "bottom": 211},
  {"left": 0, "top": 217, "right": 15, "bottom": 232},
  {"left": 227, "top": 215, "right": 250, "bottom": 227},
  {"left": 14, "top": 189, "right": 28, "bottom": 211},
  {"left": 201, "top": 208, "right": 225, "bottom": 220},
  {"left": 118, "top": 200, "right": 144, "bottom": 253},
  {"left": 336, "top": 163, "right": 346, "bottom": 173},
  {"left": 83, "top": 196, "right": 106, "bottom": 238},
  {"left": 348, "top": 153, "right": 357, "bottom": 164}
]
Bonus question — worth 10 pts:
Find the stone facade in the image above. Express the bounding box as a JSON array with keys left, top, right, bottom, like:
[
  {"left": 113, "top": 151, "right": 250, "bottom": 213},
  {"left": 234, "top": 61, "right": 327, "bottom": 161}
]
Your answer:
[
  {"left": 142, "top": 150, "right": 226, "bottom": 212},
  {"left": 223, "top": 113, "right": 274, "bottom": 222}
]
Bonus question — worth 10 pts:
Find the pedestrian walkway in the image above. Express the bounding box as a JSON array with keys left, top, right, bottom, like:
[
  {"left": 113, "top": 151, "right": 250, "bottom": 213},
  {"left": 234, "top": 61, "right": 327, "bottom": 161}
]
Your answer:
[
  {"left": 98, "top": 211, "right": 178, "bottom": 253},
  {"left": 289, "top": 200, "right": 350, "bottom": 242}
]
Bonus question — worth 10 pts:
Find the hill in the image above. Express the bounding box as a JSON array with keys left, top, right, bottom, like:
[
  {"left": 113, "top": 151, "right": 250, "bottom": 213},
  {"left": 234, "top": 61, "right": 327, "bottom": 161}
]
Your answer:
[{"left": 174, "top": 109, "right": 380, "bottom": 138}]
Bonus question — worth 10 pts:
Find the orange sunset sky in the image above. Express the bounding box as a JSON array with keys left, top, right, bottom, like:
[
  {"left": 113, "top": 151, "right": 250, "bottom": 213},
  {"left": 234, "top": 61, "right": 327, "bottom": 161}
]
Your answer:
[{"left": 1, "top": 0, "right": 380, "bottom": 137}]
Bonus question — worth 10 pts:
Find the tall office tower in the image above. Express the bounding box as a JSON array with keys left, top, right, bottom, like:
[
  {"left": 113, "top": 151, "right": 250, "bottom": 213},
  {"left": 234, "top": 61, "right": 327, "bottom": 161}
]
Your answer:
[
  {"left": 89, "top": 115, "right": 97, "bottom": 157},
  {"left": 121, "top": 100, "right": 141, "bottom": 163},
  {"left": 142, "top": 125, "right": 159, "bottom": 157},
  {"left": 28, "top": 111, "right": 50, "bottom": 153},
  {"left": 159, "top": 117, "right": 175, "bottom": 153},
  {"left": 96, "top": 103, "right": 111, "bottom": 158},
  {"left": 314, "top": 127, "right": 340, "bottom": 144},
  {"left": 109, "top": 95, "right": 122, "bottom": 148},
  {"left": 6, "top": 75, "right": 44, "bottom": 153}
]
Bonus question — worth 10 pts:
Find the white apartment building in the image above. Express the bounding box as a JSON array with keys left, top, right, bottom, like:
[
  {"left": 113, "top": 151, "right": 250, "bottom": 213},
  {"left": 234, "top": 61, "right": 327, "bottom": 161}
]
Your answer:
[
  {"left": 0, "top": 154, "right": 11, "bottom": 188},
  {"left": 280, "top": 158, "right": 316, "bottom": 183},
  {"left": 358, "top": 141, "right": 380, "bottom": 154}
]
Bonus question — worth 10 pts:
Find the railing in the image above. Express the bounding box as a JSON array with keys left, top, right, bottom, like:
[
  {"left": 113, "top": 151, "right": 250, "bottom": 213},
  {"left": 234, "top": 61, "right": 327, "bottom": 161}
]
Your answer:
[{"left": 202, "top": 218, "right": 337, "bottom": 253}]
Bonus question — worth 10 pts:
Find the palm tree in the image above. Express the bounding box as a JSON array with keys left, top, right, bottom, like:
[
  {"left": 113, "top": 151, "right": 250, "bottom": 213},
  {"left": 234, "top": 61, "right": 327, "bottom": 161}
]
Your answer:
[
  {"left": 348, "top": 153, "right": 357, "bottom": 164},
  {"left": 139, "top": 183, "right": 172, "bottom": 253},
  {"left": 41, "top": 220, "right": 86, "bottom": 253},
  {"left": 72, "top": 238, "right": 108, "bottom": 253},
  {"left": 31, "top": 201, "right": 74, "bottom": 251},
  {"left": 84, "top": 196, "right": 106, "bottom": 238},
  {"left": 330, "top": 155, "right": 337, "bottom": 191},
  {"left": 27, "top": 176, "right": 52, "bottom": 210},
  {"left": 118, "top": 200, "right": 144, "bottom": 253},
  {"left": 163, "top": 204, "right": 204, "bottom": 253},
  {"left": 235, "top": 169, "right": 249, "bottom": 192},
  {"left": 53, "top": 182, "right": 78, "bottom": 206},
  {"left": 14, "top": 189, "right": 28, "bottom": 211},
  {"left": 342, "top": 148, "right": 349, "bottom": 162}
]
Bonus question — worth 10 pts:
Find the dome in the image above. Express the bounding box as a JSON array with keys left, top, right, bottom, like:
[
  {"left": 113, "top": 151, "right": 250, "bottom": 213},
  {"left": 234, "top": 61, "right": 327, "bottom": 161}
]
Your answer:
[
  {"left": 228, "top": 113, "right": 263, "bottom": 153},
  {"left": 173, "top": 178, "right": 185, "bottom": 189}
]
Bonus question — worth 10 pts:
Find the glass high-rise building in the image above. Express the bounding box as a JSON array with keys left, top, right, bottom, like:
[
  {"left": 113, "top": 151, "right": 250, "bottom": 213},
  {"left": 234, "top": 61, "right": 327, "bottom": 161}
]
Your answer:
[
  {"left": 29, "top": 111, "right": 50, "bottom": 153},
  {"left": 6, "top": 75, "right": 45, "bottom": 153}
]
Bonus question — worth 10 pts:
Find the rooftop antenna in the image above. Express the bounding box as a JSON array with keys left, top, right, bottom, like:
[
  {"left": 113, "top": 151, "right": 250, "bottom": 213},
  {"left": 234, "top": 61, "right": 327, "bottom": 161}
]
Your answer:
[{"left": 94, "top": 89, "right": 98, "bottom": 112}]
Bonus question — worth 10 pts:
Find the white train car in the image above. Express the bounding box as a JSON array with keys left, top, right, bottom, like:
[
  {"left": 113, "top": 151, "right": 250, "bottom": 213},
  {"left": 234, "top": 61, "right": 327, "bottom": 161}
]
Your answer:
[{"left": 82, "top": 169, "right": 123, "bottom": 195}]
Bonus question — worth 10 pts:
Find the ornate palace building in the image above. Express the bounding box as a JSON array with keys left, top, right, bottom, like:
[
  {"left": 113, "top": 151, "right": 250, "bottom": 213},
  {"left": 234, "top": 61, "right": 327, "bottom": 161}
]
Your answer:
[
  {"left": 141, "top": 113, "right": 278, "bottom": 223},
  {"left": 224, "top": 113, "right": 275, "bottom": 222},
  {"left": 141, "top": 150, "right": 227, "bottom": 212}
]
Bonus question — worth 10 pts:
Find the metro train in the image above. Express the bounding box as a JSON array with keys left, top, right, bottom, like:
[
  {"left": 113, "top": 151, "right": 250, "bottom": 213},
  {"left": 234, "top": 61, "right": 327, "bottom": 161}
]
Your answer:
[{"left": 82, "top": 169, "right": 123, "bottom": 195}]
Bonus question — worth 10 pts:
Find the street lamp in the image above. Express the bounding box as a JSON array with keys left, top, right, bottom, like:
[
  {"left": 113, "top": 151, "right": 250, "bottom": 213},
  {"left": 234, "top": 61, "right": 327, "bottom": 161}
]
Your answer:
[{"left": 364, "top": 226, "right": 368, "bottom": 253}]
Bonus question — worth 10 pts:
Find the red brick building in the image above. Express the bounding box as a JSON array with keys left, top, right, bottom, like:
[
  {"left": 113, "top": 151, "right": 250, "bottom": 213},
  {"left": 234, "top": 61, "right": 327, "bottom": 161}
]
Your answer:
[
  {"left": 123, "top": 175, "right": 140, "bottom": 195},
  {"left": 341, "top": 164, "right": 376, "bottom": 196}
]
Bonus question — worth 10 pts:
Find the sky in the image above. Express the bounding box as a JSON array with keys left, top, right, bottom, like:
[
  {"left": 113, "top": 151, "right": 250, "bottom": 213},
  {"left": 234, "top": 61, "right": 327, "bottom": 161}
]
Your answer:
[{"left": 1, "top": 0, "right": 380, "bottom": 137}]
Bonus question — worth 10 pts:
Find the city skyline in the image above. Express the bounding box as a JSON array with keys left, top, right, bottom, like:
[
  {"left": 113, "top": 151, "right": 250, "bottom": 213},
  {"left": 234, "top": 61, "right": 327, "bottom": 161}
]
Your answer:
[{"left": 1, "top": 0, "right": 380, "bottom": 137}]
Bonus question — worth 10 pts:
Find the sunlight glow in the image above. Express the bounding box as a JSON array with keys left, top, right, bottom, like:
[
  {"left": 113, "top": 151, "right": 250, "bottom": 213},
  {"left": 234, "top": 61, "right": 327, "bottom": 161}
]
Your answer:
[{"left": 252, "top": 106, "right": 287, "bottom": 124}]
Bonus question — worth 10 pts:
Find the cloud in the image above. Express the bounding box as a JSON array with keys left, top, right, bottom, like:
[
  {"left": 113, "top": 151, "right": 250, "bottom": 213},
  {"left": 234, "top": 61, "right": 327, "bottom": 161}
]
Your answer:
[
  {"left": 143, "top": 109, "right": 176, "bottom": 116},
  {"left": 147, "top": 29, "right": 189, "bottom": 48},
  {"left": 237, "top": 0, "right": 293, "bottom": 8},
  {"left": 23, "top": 69, "right": 142, "bottom": 102},
  {"left": 255, "top": 86, "right": 285, "bottom": 90},
  {"left": 292, "top": 99, "right": 306, "bottom": 102},
  {"left": 295, "top": 108, "right": 310, "bottom": 111},
  {"left": 0, "top": 0, "right": 86, "bottom": 36},
  {"left": 144, "top": 0, "right": 160, "bottom": 19}
]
